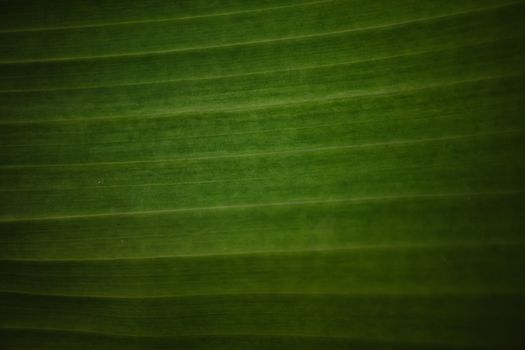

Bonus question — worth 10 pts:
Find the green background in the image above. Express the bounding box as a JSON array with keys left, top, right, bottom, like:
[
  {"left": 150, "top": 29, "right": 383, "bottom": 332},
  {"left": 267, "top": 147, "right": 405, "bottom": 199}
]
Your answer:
[{"left": 1, "top": 1, "right": 525, "bottom": 349}]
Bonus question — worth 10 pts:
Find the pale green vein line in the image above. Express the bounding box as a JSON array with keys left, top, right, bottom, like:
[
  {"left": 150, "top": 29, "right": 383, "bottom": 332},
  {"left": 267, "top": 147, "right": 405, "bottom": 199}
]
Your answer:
[
  {"left": 0, "top": 329, "right": 500, "bottom": 350},
  {"left": 0, "top": 0, "right": 335, "bottom": 34},
  {"left": 0, "top": 327, "right": 369, "bottom": 341},
  {"left": 0, "top": 225, "right": 265, "bottom": 243},
  {"left": 0, "top": 43, "right": 476, "bottom": 93},
  {"left": 1, "top": 121, "right": 354, "bottom": 148},
  {"left": 1, "top": 287, "right": 524, "bottom": 301},
  {"left": 2, "top": 34, "right": 523, "bottom": 93},
  {"left": 1, "top": 241, "right": 523, "bottom": 263},
  {"left": 0, "top": 190, "right": 522, "bottom": 223},
  {"left": 0, "top": 71, "right": 521, "bottom": 125},
  {"left": 0, "top": 176, "right": 268, "bottom": 192},
  {"left": 2, "top": 102, "right": 479, "bottom": 148},
  {"left": 0, "top": 326, "right": 486, "bottom": 349},
  {"left": 0, "top": 1, "right": 520, "bottom": 65},
  {"left": 0, "top": 329, "right": 497, "bottom": 350},
  {"left": 0, "top": 128, "right": 521, "bottom": 169}
]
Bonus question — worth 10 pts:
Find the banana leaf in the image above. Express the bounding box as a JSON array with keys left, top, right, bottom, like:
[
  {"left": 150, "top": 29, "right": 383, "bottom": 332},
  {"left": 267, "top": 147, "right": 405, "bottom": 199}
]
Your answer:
[{"left": 1, "top": 1, "right": 525, "bottom": 349}]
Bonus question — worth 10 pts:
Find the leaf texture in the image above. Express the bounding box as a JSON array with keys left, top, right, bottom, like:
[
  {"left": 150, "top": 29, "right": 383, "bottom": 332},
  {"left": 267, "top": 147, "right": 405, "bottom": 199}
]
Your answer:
[{"left": 1, "top": 1, "right": 525, "bottom": 349}]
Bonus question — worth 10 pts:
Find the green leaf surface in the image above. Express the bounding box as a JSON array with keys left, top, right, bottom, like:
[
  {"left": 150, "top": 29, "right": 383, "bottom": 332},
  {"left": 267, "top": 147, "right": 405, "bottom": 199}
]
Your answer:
[{"left": 1, "top": 1, "right": 524, "bottom": 349}]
